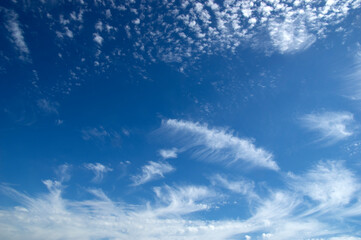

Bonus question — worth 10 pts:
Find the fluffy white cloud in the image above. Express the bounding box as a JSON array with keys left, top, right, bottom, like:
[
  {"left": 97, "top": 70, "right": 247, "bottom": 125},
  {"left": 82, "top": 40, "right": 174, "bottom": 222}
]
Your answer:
[
  {"left": 162, "top": 119, "right": 278, "bottom": 170},
  {"left": 131, "top": 161, "right": 174, "bottom": 186},
  {"left": 84, "top": 163, "right": 112, "bottom": 182},
  {"left": 300, "top": 111, "right": 355, "bottom": 144}
]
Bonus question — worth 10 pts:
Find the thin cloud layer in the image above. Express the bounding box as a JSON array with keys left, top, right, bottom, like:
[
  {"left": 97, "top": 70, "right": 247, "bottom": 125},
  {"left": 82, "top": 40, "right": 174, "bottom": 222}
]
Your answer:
[
  {"left": 159, "top": 148, "right": 178, "bottom": 159},
  {"left": 300, "top": 111, "right": 355, "bottom": 144},
  {"left": 2, "top": 8, "right": 30, "bottom": 60},
  {"left": 162, "top": 119, "right": 279, "bottom": 170},
  {"left": 84, "top": 163, "right": 113, "bottom": 182},
  {"left": 1, "top": 160, "right": 361, "bottom": 239},
  {"left": 131, "top": 161, "right": 175, "bottom": 186}
]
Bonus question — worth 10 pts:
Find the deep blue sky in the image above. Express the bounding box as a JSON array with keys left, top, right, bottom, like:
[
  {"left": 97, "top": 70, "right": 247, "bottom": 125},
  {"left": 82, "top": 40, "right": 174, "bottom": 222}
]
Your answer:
[{"left": 1, "top": 0, "right": 361, "bottom": 239}]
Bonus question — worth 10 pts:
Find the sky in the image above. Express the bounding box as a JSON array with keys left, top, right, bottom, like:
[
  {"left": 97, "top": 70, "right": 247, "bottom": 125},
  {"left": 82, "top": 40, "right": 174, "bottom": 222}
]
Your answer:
[{"left": 1, "top": 0, "right": 361, "bottom": 239}]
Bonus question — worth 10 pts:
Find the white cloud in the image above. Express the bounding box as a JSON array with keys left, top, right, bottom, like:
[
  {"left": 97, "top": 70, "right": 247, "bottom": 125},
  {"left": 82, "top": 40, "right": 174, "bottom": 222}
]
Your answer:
[
  {"left": 131, "top": 161, "right": 174, "bottom": 186},
  {"left": 55, "top": 163, "right": 71, "bottom": 182},
  {"left": 330, "top": 237, "right": 361, "bottom": 240},
  {"left": 3, "top": 9, "right": 30, "bottom": 59},
  {"left": 93, "top": 33, "right": 104, "bottom": 45},
  {"left": 1, "top": 160, "right": 361, "bottom": 239},
  {"left": 300, "top": 111, "right": 355, "bottom": 144},
  {"left": 159, "top": 148, "right": 178, "bottom": 159},
  {"left": 210, "top": 174, "right": 255, "bottom": 195},
  {"left": 289, "top": 160, "right": 359, "bottom": 208},
  {"left": 162, "top": 119, "right": 279, "bottom": 170},
  {"left": 152, "top": 185, "right": 214, "bottom": 216},
  {"left": 268, "top": 17, "right": 316, "bottom": 53},
  {"left": 84, "top": 163, "right": 112, "bottom": 182}
]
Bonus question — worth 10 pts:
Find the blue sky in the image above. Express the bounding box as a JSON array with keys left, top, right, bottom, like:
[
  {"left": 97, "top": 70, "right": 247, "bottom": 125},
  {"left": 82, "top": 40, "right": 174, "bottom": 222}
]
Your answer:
[{"left": 1, "top": 0, "right": 361, "bottom": 239}]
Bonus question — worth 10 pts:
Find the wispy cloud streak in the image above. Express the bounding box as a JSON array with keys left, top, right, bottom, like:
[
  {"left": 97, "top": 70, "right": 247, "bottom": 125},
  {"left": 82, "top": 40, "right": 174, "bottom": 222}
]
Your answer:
[
  {"left": 300, "top": 111, "right": 355, "bottom": 144},
  {"left": 161, "top": 119, "right": 278, "bottom": 170},
  {"left": 3, "top": 9, "right": 30, "bottom": 60},
  {"left": 84, "top": 163, "right": 112, "bottom": 182},
  {"left": 131, "top": 161, "right": 174, "bottom": 186},
  {"left": 1, "top": 160, "right": 361, "bottom": 239}
]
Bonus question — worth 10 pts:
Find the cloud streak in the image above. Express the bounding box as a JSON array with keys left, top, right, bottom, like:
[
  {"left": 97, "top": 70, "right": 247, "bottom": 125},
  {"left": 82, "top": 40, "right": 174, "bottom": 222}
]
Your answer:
[
  {"left": 1, "top": 160, "right": 361, "bottom": 239},
  {"left": 84, "top": 163, "right": 112, "bottom": 182},
  {"left": 131, "top": 161, "right": 174, "bottom": 186},
  {"left": 161, "top": 119, "right": 279, "bottom": 170},
  {"left": 3, "top": 9, "right": 30, "bottom": 60},
  {"left": 300, "top": 111, "right": 355, "bottom": 144}
]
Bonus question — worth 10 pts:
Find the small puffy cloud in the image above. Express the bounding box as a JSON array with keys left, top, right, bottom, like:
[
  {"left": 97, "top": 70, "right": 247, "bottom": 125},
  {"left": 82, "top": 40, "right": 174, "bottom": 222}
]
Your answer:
[
  {"left": 131, "top": 161, "right": 174, "bottom": 186},
  {"left": 300, "top": 111, "right": 355, "bottom": 144},
  {"left": 93, "top": 33, "right": 103, "bottom": 45},
  {"left": 84, "top": 163, "right": 112, "bottom": 182},
  {"left": 161, "top": 119, "right": 278, "bottom": 170},
  {"left": 159, "top": 148, "right": 178, "bottom": 159}
]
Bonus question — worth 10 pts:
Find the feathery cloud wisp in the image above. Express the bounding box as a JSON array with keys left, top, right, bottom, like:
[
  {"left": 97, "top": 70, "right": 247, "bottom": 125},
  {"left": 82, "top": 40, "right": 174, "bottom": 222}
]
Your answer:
[
  {"left": 84, "top": 163, "right": 112, "bottom": 182},
  {"left": 300, "top": 111, "right": 355, "bottom": 144},
  {"left": 162, "top": 119, "right": 278, "bottom": 170},
  {"left": 131, "top": 161, "right": 174, "bottom": 186},
  {"left": 1, "top": 160, "right": 361, "bottom": 239},
  {"left": 3, "top": 9, "right": 30, "bottom": 60}
]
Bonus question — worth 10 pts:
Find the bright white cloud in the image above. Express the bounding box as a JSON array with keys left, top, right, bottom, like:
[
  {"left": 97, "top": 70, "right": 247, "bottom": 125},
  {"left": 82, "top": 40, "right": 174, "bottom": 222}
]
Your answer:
[
  {"left": 289, "top": 160, "right": 359, "bottom": 208},
  {"left": 159, "top": 148, "right": 178, "bottom": 159},
  {"left": 131, "top": 161, "right": 174, "bottom": 186},
  {"left": 84, "top": 163, "right": 112, "bottom": 182},
  {"left": 152, "top": 185, "right": 214, "bottom": 216},
  {"left": 300, "top": 111, "right": 355, "bottom": 143},
  {"left": 1, "top": 160, "right": 361, "bottom": 239},
  {"left": 162, "top": 119, "right": 278, "bottom": 170},
  {"left": 268, "top": 17, "right": 316, "bottom": 53}
]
